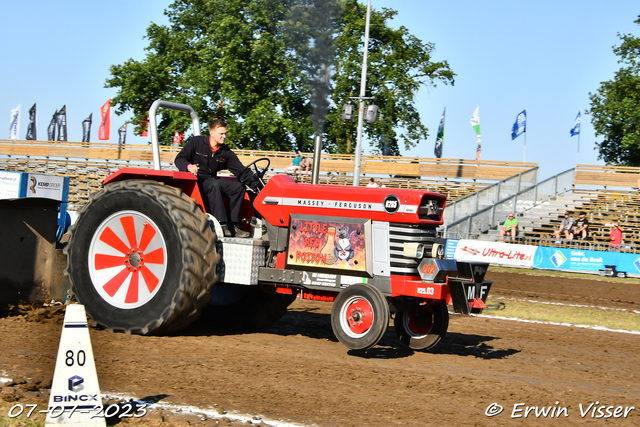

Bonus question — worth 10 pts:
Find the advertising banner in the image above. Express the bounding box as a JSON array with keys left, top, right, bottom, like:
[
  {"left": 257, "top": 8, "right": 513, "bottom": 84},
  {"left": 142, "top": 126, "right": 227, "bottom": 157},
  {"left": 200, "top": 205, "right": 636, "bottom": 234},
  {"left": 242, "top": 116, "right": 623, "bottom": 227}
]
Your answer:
[
  {"left": 453, "top": 239, "right": 536, "bottom": 268},
  {"left": 24, "top": 173, "right": 68, "bottom": 201},
  {"left": 0, "top": 171, "right": 23, "bottom": 199}
]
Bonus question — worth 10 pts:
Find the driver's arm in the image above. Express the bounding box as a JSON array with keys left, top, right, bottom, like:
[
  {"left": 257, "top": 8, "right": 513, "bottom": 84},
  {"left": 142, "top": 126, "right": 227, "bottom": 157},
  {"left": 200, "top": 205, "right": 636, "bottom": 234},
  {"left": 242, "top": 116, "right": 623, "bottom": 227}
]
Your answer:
[{"left": 227, "top": 149, "right": 254, "bottom": 183}]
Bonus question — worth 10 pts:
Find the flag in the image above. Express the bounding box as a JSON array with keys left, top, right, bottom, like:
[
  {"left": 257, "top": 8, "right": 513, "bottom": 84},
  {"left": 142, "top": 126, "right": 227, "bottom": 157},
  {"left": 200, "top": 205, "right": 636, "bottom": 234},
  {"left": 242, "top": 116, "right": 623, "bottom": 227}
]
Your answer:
[
  {"left": 9, "top": 104, "right": 20, "bottom": 140},
  {"left": 56, "top": 105, "right": 67, "bottom": 141},
  {"left": 570, "top": 111, "right": 581, "bottom": 136},
  {"left": 139, "top": 118, "right": 149, "bottom": 137},
  {"left": 82, "top": 113, "right": 92, "bottom": 143},
  {"left": 118, "top": 123, "right": 127, "bottom": 148},
  {"left": 470, "top": 105, "right": 481, "bottom": 159},
  {"left": 99, "top": 99, "right": 111, "bottom": 140},
  {"left": 511, "top": 110, "right": 526, "bottom": 140},
  {"left": 172, "top": 131, "right": 184, "bottom": 146},
  {"left": 47, "top": 110, "right": 58, "bottom": 141},
  {"left": 434, "top": 107, "right": 445, "bottom": 158},
  {"left": 26, "top": 103, "right": 37, "bottom": 140}
]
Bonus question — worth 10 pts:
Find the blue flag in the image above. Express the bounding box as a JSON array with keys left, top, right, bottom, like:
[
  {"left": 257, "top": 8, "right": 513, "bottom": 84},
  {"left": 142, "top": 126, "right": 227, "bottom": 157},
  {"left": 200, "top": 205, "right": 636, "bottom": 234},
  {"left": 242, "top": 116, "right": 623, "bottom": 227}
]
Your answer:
[
  {"left": 511, "top": 110, "right": 526, "bottom": 140},
  {"left": 570, "top": 111, "right": 581, "bottom": 136}
]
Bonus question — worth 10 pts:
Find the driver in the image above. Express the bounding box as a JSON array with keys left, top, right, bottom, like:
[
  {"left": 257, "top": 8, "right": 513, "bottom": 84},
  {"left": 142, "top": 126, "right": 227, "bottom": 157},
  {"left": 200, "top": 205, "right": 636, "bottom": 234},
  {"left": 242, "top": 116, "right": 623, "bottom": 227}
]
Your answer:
[{"left": 175, "top": 118, "right": 251, "bottom": 238}]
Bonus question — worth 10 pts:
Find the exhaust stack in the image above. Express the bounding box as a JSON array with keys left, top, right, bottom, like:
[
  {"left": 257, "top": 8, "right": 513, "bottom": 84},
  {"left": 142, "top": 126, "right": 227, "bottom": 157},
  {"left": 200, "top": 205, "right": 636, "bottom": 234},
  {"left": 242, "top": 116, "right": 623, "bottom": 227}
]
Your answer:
[{"left": 311, "top": 134, "right": 322, "bottom": 185}]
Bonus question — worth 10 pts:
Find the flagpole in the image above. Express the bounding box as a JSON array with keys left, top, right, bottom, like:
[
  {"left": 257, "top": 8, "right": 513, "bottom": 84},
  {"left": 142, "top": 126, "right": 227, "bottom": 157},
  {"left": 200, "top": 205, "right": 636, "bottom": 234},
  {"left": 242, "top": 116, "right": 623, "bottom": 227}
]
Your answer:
[
  {"left": 576, "top": 108, "right": 581, "bottom": 165},
  {"left": 523, "top": 108, "right": 527, "bottom": 162}
]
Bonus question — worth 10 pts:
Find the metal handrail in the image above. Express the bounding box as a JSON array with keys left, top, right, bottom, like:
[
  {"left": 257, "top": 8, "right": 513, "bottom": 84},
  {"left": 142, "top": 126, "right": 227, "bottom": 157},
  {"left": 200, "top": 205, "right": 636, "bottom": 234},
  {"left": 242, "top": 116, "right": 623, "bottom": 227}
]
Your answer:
[
  {"left": 149, "top": 100, "right": 201, "bottom": 170},
  {"left": 442, "top": 168, "right": 576, "bottom": 239}
]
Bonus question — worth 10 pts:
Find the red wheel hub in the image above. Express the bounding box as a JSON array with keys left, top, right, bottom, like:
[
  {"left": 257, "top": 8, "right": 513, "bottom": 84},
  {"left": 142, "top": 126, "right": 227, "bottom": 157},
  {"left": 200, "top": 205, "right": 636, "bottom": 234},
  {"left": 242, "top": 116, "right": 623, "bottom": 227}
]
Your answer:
[
  {"left": 344, "top": 298, "right": 374, "bottom": 334},
  {"left": 407, "top": 305, "right": 434, "bottom": 335}
]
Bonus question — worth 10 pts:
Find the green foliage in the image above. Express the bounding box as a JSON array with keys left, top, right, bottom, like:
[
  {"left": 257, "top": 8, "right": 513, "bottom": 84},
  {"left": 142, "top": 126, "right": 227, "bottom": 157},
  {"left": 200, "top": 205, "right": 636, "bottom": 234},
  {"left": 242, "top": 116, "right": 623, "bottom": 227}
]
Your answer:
[
  {"left": 588, "top": 15, "right": 640, "bottom": 166},
  {"left": 106, "top": 0, "right": 454, "bottom": 152}
]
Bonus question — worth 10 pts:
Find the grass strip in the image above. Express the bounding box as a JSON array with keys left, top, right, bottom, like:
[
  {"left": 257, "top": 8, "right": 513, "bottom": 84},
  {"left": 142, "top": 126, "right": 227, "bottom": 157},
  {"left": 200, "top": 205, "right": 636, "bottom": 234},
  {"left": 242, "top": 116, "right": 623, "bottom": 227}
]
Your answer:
[{"left": 483, "top": 297, "right": 640, "bottom": 332}]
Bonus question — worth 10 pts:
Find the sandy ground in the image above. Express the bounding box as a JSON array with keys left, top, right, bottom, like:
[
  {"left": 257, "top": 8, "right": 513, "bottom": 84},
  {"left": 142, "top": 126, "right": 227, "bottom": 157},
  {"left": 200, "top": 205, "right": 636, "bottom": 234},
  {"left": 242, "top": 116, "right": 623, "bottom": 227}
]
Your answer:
[{"left": 1, "top": 270, "right": 639, "bottom": 426}]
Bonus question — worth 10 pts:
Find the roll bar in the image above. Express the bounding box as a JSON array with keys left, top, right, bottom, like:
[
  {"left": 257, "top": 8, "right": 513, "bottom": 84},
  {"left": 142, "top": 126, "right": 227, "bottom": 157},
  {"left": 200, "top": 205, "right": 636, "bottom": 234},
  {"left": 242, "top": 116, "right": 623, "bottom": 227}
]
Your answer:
[{"left": 149, "top": 99, "right": 201, "bottom": 170}]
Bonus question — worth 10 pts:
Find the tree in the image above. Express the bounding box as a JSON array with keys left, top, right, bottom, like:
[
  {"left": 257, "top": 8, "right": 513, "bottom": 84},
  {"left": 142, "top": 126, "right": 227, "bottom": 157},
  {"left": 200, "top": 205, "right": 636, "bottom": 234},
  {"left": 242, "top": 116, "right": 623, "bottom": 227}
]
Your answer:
[
  {"left": 106, "top": 0, "right": 454, "bottom": 154},
  {"left": 588, "top": 15, "right": 640, "bottom": 166}
]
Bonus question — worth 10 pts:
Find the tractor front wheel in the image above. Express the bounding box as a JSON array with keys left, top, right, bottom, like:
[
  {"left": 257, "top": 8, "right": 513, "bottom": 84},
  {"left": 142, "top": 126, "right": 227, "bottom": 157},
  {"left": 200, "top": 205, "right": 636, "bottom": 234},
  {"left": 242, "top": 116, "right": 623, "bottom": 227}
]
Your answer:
[
  {"left": 331, "top": 284, "right": 389, "bottom": 351},
  {"left": 394, "top": 303, "right": 449, "bottom": 351}
]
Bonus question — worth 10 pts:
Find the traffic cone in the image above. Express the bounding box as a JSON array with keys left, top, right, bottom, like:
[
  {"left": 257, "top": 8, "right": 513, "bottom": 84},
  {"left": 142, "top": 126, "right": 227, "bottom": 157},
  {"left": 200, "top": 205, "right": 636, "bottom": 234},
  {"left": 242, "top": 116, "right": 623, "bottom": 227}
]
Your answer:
[{"left": 45, "top": 304, "right": 105, "bottom": 426}]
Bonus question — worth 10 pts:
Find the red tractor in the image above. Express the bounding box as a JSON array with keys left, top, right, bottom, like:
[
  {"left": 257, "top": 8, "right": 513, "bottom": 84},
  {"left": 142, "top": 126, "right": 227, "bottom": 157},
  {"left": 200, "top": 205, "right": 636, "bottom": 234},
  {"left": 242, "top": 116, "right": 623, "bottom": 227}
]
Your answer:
[{"left": 65, "top": 101, "right": 492, "bottom": 351}]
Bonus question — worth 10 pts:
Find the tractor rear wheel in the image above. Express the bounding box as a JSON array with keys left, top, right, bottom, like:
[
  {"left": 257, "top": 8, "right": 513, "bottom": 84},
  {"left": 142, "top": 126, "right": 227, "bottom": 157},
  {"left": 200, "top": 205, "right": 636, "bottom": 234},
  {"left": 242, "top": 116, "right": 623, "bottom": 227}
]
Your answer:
[
  {"left": 394, "top": 303, "right": 449, "bottom": 351},
  {"left": 65, "top": 179, "right": 218, "bottom": 334},
  {"left": 331, "top": 284, "right": 389, "bottom": 351}
]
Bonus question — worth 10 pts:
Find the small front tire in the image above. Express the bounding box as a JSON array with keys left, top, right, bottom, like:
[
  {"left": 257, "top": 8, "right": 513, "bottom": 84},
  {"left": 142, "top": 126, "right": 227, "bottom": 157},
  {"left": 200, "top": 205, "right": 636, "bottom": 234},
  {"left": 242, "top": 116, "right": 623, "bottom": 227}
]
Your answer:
[
  {"left": 331, "top": 284, "right": 389, "bottom": 351},
  {"left": 394, "top": 303, "right": 449, "bottom": 351}
]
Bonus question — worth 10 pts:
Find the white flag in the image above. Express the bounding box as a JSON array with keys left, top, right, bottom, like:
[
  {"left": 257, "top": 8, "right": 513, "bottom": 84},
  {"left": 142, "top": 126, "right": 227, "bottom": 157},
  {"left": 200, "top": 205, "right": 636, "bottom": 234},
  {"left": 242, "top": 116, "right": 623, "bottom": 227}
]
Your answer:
[
  {"left": 9, "top": 104, "right": 20, "bottom": 140},
  {"left": 470, "top": 105, "right": 481, "bottom": 159}
]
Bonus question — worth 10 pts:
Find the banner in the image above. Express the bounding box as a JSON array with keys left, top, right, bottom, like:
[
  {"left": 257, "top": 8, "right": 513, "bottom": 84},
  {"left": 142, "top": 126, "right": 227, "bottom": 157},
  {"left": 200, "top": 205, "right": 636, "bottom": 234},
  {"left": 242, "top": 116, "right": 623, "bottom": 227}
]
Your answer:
[
  {"left": 434, "top": 107, "right": 445, "bottom": 158},
  {"left": 172, "top": 131, "right": 184, "bottom": 146},
  {"left": 453, "top": 239, "right": 536, "bottom": 268},
  {"left": 56, "top": 105, "right": 67, "bottom": 141},
  {"left": 99, "top": 99, "right": 111, "bottom": 140},
  {"left": 82, "top": 113, "right": 92, "bottom": 143},
  {"left": 470, "top": 105, "right": 481, "bottom": 159},
  {"left": 118, "top": 123, "right": 127, "bottom": 148},
  {"left": 139, "top": 118, "right": 149, "bottom": 137},
  {"left": 9, "top": 104, "right": 20, "bottom": 140},
  {"left": 570, "top": 111, "right": 581, "bottom": 136},
  {"left": 47, "top": 110, "right": 57, "bottom": 141},
  {"left": 26, "top": 103, "right": 37, "bottom": 140},
  {"left": 511, "top": 110, "right": 526, "bottom": 140}
]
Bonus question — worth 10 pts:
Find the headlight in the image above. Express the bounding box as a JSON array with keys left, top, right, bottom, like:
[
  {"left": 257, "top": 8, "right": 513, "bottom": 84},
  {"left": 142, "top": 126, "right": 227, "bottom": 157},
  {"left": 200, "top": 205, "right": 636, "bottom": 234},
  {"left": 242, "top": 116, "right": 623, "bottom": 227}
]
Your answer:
[{"left": 403, "top": 242, "right": 424, "bottom": 259}]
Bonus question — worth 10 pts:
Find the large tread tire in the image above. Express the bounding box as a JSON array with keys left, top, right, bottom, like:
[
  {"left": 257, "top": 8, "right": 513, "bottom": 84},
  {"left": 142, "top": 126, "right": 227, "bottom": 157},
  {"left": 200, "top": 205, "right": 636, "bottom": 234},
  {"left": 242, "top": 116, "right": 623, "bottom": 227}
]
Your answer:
[
  {"left": 204, "top": 286, "right": 297, "bottom": 332},
  {"left": 394, "top": 304, "right": 449, "bottom": 351},
  {"left": 331, "top": 284, "right": 389, "bottom": 351},
  {"left": 64, "top": 179, "right": 219, "bottom": 335}
]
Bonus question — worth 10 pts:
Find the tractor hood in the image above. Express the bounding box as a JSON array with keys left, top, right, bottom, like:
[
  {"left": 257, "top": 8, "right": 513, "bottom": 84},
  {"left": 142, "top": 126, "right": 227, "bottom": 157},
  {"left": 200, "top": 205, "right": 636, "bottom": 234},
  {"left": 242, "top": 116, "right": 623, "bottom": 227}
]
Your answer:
[{"left": 254, "top": 175, "right": 446, "bottom": 226}]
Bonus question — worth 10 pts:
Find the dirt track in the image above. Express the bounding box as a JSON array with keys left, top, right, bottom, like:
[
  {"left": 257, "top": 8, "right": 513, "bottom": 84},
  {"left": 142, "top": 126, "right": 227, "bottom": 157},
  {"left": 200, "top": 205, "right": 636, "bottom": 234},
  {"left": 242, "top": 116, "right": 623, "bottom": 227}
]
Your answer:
[{"left": 1, "top": 270, "right": 639, "bottom": 426}]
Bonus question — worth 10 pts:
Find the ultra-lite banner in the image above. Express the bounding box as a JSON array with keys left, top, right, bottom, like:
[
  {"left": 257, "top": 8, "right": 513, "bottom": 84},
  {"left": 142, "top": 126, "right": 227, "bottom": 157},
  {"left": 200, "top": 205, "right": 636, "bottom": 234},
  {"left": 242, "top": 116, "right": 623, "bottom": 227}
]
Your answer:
[
  {"left": 446, "top": 239, "right": 640, "bottom": 276},
  {"left": 452, "top": 239, "right": 536, "bottom": 268}
]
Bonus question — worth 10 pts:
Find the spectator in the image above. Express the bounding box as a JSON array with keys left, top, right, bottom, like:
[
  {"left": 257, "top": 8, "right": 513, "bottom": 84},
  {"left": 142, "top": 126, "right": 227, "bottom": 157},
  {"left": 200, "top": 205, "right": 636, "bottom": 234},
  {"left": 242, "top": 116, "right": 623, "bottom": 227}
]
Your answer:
[
  {"left": 366, "top": 177, "right": 379, "bottom": 188},
  {"left": 554, "top": 212, "right": 575, "bottom": 241},
  {"left": 571, "top": 211, "right": 589, "bottom": 240},
  {"left": 499, "top": 212, "right": 519, "bottom": 242},
  {"left": 300, "top": 156, "right": 311, "bottom": 174},
  {"left": 607, "top": 220, "right": 624, "bottom": 252},
  {"left": 285, "top": 151, "right": 302, "bottom": 176}
]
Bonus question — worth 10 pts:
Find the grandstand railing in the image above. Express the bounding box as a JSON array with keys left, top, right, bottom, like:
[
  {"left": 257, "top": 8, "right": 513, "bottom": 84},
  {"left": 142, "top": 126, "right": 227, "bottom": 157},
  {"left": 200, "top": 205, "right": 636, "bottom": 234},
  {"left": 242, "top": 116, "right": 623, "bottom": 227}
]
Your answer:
[
  {"left": 442, "top": 166, "right": 539, "bottom": 225},
  {"left": 442, "top": 168, "right": 576, "bottom": 239}
]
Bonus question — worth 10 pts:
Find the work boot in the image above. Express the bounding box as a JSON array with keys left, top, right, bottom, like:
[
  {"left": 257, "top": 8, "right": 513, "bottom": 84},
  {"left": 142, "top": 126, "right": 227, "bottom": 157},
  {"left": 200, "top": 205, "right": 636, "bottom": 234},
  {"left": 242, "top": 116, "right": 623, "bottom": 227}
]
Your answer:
[
  {"left": 221, "top": 225, "right": 232, "bottom": 238},
  {"left": 232, "top": 223, "right": 250, "bottom": 238}
]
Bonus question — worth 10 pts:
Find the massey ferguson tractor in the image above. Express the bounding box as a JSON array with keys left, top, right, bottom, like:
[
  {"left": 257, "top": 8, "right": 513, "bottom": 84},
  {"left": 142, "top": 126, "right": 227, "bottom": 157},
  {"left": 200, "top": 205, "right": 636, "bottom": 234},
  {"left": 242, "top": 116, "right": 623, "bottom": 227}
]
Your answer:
[{"left": 65, "top": 101, "right": 492, "bottom": 351}]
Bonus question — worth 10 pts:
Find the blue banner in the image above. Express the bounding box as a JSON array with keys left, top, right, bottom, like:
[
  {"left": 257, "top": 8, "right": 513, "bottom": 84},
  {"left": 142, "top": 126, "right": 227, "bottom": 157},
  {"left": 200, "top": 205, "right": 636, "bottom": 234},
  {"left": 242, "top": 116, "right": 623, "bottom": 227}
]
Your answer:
[{"left": 511, "top": 110, "right": 526, "bottom": 140}]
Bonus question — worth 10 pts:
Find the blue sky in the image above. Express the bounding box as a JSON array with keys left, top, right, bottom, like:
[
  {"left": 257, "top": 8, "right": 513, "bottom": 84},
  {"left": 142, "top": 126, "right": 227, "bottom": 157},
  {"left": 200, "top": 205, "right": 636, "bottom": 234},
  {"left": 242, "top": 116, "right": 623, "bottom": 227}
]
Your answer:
[{"left": 2, "top": 1, "right": 639, "bottom": 180}]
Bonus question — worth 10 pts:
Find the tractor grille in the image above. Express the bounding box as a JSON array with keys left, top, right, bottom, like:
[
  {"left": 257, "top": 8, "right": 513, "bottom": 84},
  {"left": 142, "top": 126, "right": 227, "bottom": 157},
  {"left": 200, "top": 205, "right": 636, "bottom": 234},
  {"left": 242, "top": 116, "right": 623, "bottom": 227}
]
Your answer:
[{"left": 388, "top": 223, "right": 438, "bottom": 276}]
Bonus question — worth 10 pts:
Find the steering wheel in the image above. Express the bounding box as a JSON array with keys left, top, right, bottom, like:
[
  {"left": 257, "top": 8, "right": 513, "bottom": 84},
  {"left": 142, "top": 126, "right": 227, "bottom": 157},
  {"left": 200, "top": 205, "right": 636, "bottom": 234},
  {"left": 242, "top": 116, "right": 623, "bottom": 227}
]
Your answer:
[{"left": 239, "top": 157, "right": 271, "bottom": 188}]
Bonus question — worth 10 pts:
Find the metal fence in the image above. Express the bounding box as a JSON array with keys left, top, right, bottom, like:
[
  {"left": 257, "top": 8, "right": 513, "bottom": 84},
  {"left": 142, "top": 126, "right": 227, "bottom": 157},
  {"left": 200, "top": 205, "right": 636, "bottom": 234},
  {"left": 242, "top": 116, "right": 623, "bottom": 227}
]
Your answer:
[{"left": 442, "top": 168, "right": 576, "bottom": 239}]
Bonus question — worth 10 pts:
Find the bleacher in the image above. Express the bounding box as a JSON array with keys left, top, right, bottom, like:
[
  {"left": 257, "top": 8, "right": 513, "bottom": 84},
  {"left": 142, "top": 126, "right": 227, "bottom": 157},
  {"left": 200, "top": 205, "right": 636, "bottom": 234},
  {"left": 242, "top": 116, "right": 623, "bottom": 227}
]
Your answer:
[
  {"left": 0, "top": 139, "right": 536, "bottom": 208},
  {"left": 521, "top": 165, "right": 640, "bottom": 252}
]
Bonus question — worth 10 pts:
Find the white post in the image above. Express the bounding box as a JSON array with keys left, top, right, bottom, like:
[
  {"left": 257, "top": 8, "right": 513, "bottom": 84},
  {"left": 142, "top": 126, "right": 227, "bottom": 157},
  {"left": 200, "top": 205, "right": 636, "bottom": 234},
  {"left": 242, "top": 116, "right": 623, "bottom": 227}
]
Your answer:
[{"left": 352, "top": 0, "right": 372, "bottom": 187}]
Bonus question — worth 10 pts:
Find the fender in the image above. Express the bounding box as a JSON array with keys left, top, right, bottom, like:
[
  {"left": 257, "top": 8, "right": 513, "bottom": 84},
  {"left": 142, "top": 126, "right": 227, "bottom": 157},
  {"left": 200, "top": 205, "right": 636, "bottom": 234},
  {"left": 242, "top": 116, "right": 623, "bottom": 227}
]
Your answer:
[{"left": 103, "top": 167, "right": 206, "bottom": 212}]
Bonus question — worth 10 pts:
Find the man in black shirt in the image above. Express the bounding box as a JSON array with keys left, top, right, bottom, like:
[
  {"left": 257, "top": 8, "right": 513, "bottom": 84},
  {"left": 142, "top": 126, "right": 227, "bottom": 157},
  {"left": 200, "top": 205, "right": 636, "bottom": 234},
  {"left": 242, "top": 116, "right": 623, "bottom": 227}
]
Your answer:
[
  {"left": 571, "top": 211, "right": 589, "bottom": 240},
  {"left": 175, "top": 119, "right": 251, "bottom": 238}
]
